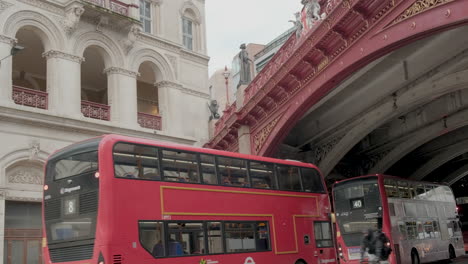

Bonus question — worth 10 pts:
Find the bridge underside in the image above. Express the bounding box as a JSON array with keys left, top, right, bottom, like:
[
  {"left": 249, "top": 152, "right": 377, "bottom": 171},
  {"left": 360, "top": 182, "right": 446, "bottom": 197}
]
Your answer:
[{"left": 281, "top": 24, "right": 468, "bottom": 197}]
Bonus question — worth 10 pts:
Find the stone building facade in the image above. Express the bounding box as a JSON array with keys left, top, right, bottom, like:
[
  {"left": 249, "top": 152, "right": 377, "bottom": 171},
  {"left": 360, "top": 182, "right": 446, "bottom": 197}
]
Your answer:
[{"left": 0, "top": 0, "right": 209, "bottom": 262}]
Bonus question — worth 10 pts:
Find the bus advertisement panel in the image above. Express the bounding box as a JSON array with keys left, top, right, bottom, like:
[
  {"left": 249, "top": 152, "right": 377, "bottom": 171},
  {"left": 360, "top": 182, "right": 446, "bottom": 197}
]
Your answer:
[
  {"left": 332, "top": 174, "right": 464, "bottom": 264},
  {"left": 42, "top": 134, "right": 336, "bottom": 264}
]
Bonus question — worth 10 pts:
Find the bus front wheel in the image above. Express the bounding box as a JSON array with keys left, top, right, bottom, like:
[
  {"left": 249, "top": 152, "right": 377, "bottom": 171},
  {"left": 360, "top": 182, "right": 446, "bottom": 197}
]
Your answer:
[
  {"left": 411, "top": 250, "right": 420, "bottom": 264},
  {"left": 295, "top": 260, "right": 306, "bottom": 264}
]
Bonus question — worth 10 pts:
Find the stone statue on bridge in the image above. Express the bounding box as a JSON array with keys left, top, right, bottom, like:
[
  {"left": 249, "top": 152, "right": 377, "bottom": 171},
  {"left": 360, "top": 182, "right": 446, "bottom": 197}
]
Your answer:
[
  {"left": 289, "top": 12, "right": 303, "bottom": 40},
  {"left": 301, "top": 0, "right": 323, "bottom": 28},
  {"left": 208, "top": 100, "right": 220, "bottom": 121},
  {"left": 238, "top": 43, "right": 252, "bottom": 87}
]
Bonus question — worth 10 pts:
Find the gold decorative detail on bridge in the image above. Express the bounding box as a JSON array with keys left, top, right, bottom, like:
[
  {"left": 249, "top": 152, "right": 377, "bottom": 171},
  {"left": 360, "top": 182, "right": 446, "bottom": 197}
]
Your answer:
[
  {"left": 391, "top": 0, "right": 454, "bottom": 25},
  {"left": 317, "top": 57, "right": 330, "bottom": 72},
  {"left": 253, "top": 116, "right": 281, "bottom": 154}
]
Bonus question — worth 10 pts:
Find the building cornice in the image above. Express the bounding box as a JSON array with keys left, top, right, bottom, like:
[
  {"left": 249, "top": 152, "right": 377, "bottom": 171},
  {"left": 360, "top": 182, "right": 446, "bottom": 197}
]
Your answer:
[
  {"left": 155, "top": 81, "right": 210, "bottom": 99},
  {"left": 103, "top": 67, "right": 140, "bottom": 77},
  {"left": 137, "top": 32, "right": 182, "bottom": 53},
  {"left": 42, "top": 50, "right": 85, "bottom": 63},
  {"left": 180, "top": 49, "right": 210, "bottom": 65},
  {"left": 0, "top": 105, "right": 198, "bottom": 145}
]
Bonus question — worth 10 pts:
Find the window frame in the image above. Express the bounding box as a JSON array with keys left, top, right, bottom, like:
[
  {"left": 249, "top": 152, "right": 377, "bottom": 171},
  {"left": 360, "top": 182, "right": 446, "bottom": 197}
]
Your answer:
[
  {"left": 140, "top": 0, "right": 152, "bottom": 34},
  {"left": 182, "top": 17, "right": 193, "bottom": 50},
  {"left": 138, "top": 220, "right": 271, "bottom": 258},
  {"left": 112, "top": 142, "right": 323, "bottom": 193},
  {"left": 313, "top": 221, "right": 334, "bottom": 248}
]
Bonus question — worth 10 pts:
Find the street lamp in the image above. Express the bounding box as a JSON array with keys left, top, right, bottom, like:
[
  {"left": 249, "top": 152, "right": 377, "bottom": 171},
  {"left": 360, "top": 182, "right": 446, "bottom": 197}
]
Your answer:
[
  {"left": 223, "top": 65, "right": 230, "bottom": 108},
  {"left": 0, "top": 45, "right": 24, "bottom": 66}
]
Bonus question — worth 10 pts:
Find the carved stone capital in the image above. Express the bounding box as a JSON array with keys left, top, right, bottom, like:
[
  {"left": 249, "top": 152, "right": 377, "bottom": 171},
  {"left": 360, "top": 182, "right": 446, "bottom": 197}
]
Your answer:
[
  {"left": 0, "top": 35, "right": 16, "bottom": 46},
  {"left": 42, "top": 50, "right": 85, "bottom": 63},
  {"left": 104, "top": 67, "right": 140, "bottom": 77}
]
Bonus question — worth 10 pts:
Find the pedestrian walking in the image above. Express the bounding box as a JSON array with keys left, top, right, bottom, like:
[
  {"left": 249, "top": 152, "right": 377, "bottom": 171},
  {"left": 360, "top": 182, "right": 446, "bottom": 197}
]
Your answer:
[{"left": 361, "top": 229, "right": 392, "bottom": 264}]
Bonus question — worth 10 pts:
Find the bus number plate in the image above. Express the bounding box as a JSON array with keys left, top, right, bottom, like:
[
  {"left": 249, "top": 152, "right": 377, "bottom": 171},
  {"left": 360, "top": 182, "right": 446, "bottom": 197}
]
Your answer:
[
  {"left": 351, "top": 198, "right": 363, "bottom": 209},
  {"left": 64, "top": 197, "right": 77, "bottom": 215}
]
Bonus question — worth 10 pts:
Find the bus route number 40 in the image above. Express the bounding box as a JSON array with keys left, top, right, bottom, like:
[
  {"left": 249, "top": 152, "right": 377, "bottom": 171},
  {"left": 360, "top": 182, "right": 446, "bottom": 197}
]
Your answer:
[{"left": 351, "top": 199, "right": 363, "bottom": 209}]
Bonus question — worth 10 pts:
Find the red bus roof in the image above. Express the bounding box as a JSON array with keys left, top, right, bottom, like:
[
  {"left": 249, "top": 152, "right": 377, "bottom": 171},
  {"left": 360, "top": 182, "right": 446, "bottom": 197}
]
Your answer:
[{"left": 332, "top": 174, "right": 449, "bottom": 188}]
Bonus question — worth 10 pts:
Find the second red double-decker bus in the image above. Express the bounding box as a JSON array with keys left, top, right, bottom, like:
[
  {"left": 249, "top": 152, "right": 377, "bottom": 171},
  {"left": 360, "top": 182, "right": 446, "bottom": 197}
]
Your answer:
[
  {"left": 332, "top": 174, "right": 465, "bottom": 264},
  {"left": 42, "top": 134, "right": 336, "bottom": 264},
  {"left": 456, "top": 198, "right": 468, "bottom": 253}
]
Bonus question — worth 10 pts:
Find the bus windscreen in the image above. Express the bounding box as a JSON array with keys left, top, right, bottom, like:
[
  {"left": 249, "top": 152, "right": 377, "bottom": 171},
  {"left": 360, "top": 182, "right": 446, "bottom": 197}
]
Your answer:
[{"left": 334, "top": 177, "right": 382, "bottom": 246}]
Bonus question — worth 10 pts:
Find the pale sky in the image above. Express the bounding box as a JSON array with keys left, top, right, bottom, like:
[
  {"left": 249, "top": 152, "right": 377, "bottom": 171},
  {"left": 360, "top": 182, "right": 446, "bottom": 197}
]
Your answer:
[{"left": 205, "top": 0, "right": 303, "bottom": 76}]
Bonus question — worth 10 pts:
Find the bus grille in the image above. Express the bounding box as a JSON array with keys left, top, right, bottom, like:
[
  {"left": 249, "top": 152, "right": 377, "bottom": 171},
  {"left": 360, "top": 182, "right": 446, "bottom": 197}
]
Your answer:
[
  {"left": 113, "top": 254, "right": 122, "bottom": 264},
  {"left": 80, "top": 191, "right": 98, "bottom": 214},
  {"left": 49, "top": 244, "right": 94, "bottom": 262},
  {"left": 44, "top": 200, "right": 60, "bottom": 220}
]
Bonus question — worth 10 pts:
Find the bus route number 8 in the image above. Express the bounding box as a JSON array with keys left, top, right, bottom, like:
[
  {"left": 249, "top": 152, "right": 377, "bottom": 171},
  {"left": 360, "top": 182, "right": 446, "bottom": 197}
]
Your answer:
[{"left": 64, "top": 198, "right": 77, "bottom": 215}]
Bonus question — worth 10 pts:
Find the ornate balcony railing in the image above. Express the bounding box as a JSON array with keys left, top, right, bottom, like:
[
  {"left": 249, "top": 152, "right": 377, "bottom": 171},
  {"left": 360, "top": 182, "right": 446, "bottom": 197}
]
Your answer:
[
  {"left": 84, "top": 0, "right": 133, "bottom": 16},
  {"left": 138, "top": 112, "right": 162, "bottom": 130},
  {"left": 12, "top": 85, "right": 48, "bottom": 110},
  {"left": 81, "top": 100, "right": 110, "bottom": 121}
]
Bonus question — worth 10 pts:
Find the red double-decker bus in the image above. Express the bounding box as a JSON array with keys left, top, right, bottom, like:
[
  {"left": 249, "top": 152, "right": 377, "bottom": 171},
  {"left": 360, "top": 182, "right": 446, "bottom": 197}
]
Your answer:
[
  {"left": 332, "top": 175, "right": 465, "bottom": 264},
  {"left": 42, "top": 134, "right": 336, "bottom": 264}
]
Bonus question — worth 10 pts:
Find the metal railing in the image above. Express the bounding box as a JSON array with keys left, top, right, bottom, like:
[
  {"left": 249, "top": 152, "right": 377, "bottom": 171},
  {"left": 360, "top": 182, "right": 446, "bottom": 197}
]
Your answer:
[
  {"left": 84, "top": 0, "right": 132, "bottom": 16},
  {"left": 138, "top": 112, "right": 162, "bottom": 130},
  {"left": 12, "top": 85, "right": 48, "bottom": 109},
  {"left": 81, "top": 100, "right": 110, "bottom": 121}
]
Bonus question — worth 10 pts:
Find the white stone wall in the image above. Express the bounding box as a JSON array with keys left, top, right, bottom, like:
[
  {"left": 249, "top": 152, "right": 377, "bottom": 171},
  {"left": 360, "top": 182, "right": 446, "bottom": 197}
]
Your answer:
[{"left": 0, "top": 0, "right": 210, "bottom": 261}]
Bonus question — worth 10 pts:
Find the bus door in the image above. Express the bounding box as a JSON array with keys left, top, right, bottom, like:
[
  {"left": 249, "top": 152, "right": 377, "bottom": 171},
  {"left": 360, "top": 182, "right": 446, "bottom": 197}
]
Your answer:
[{"left": 296, "top": 219, "right": 335, "bottom": 264}]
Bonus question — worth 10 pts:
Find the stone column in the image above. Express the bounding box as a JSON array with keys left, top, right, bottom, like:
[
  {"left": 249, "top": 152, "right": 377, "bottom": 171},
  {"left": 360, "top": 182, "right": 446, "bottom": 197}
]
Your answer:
[
  {"left": 0, "top": 35, "right": 16, "bottom": 106},
  {"left": 105, "top": 67, "right": 139, "bottom": 128},
  {"left": 238, "top": 125, "right": 252, "bottom": 154},
  {"left": 152, "top": 0, "right": 163, "bottom": 36},
  {"left": 0, "top": 191, "right": 5, "bottom": 263},
  {"left": 43, "top": 50, "right": 84, "bottom": 118},
  {"left": 156, "top": 81, "right": 184, "bottom": 136}
]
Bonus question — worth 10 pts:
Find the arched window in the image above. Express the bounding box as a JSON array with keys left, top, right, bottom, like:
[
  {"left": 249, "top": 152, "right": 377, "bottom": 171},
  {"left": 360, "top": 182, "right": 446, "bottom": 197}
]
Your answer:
[
  {"left": 180, "top": 4, "right": 202, "bottom": 52},
  {"left": 182, "top": 16, "right": 193, "bottom": 50},
  {"left": 13, "top": 27, "right": 48, "bottom": 109}
]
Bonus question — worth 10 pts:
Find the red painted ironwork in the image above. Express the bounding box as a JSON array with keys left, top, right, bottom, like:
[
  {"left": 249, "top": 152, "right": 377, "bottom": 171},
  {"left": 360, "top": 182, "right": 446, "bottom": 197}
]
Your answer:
[
  {"left": 110, "top": 0, "right": 129, "bottom": 16},
  {"left": 12, "top": 85, "right": 48, "bottom": 110},
  {"left": 205, "top": 0, "right": 468, "bottom": 156},
  {"left": 84, "top": 0, "right": 130, "bottom": 16},
  {"left": 138, "top": 112, "right": 162, "bottom": 130},
  {"left": 81, "top": 100, "right": 110, "bottom": 121}
]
